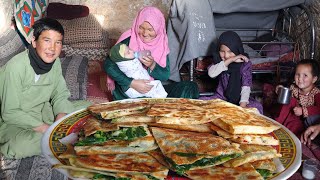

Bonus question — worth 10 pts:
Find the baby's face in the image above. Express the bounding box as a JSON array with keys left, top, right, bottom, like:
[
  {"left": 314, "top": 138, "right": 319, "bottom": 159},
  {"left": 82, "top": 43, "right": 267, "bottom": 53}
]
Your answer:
[{"left": 123, "top": 45, "right": 135, "bottom": 59}]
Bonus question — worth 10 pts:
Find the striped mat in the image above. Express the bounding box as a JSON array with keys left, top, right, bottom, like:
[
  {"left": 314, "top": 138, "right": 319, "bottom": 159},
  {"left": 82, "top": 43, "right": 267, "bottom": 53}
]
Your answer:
[{"left": 0, "top": 155, "right": 66, "bottom": 180}]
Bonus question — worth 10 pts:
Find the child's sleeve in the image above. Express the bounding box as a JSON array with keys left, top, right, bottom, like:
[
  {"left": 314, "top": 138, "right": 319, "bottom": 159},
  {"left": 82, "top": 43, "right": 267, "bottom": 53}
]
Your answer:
[
  {"left": 208, "top": 61, "right": 227, "bottom": 78},
  {"left": 240, "top": 86, "right": 251, "bottom": 103}
]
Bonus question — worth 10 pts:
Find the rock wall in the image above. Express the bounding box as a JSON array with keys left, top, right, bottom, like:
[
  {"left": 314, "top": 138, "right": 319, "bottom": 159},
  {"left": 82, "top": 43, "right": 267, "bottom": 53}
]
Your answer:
[
  {"left": 50, "top": 0, "right": 172, "bottom": 40},
  {"left": 0, "top": 0, "right": 13, "bottom": 36}
]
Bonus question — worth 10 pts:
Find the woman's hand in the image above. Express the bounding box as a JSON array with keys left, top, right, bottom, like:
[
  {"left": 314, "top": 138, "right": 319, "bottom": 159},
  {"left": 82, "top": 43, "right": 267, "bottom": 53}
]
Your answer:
[
  {"left": 301, "top": 124, "right": 320, "bottom": 147},
  {"left": 140, "top": 55, "right": 156, "bottom": 70},
  {"left": 33, "top": 123, "right": 50, "bottom": 133},
  {"left": 293, "top": 106, "right": 303, "bottom": 116},
  {"left": 130, "top": 79, "right": 153, "bottom": 94}
]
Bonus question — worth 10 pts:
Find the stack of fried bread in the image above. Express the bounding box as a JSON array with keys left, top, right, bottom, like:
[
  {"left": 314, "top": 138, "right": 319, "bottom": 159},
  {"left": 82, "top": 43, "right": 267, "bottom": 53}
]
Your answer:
[
  {"left": 54, "top": 98, "right": 283, "bottom": 180},
  {"left": 57, "top": 100, "right": 168, "bottom": 180},
  {"left": 204, "top": 99, "right": 282, "bottom": 178}
]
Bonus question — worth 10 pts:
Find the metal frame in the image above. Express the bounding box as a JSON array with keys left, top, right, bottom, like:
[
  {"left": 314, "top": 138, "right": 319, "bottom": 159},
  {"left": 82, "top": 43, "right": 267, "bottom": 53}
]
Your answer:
[{"left": 191, "top": 5, "right": 316, "bottom": 96}]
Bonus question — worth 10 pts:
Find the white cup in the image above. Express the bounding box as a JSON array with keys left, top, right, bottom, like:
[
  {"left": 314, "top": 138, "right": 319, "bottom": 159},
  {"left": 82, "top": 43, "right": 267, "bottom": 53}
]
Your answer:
[{"left": 302, "top": 159, "right": 319, "bottom": 179}]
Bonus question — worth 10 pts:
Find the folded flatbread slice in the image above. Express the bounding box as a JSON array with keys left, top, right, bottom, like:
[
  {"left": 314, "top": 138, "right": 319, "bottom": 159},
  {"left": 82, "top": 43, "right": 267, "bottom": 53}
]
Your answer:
[
  {"left": 210, "top": 124, "right": 279, "bottom": 145},
  {"left": 111, "top": 113, "right": 155, "bottom": 123},
  {"left": 203, "top": 99, "right": 280, "bottom": 134},
  {"left": 201, "top": 99, "right": 245, "bottom": 110},
  {"left": 185, "top": 163, "right": 263, "bottom": 180},
  {"left": 223, "top": 144, "right": 282, "bottom": 167},
  {"left": 74, "top": 118, "right": 157, "bottom": 155},
  {"left": 55, "top": 153, "right": 169, "bottom": 180},
  {"left": 58, "top": 144, "right": 77, "bottom": 159},
  {"left": 151, "top": 127, "right": 243, "bottom": 175},
  {"left": 211, "top": 111, "right": 280, "bottom": 134},
  {"left": 147, "top": 149, "right": 171, "bottom": 168},
  {"left": 88, "top": 100, "right": 151, "bottom": 119},
  {"left": 148, "top": 123, "right": 213, "bottom": 133},
  {"left": 147, "top": 102, "right": 222, "bottom": 125},
  {"left": 53, "top": 164, "right": 122, "bottom": 180},
  {"left": 251, "top": 159, "right": 276, "bottom": 178}
]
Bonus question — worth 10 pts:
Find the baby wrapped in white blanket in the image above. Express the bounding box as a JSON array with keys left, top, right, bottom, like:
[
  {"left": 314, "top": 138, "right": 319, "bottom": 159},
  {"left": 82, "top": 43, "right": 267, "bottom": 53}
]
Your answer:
[{"left": 109, "top": 43, "right": 167, "bottom": 98}]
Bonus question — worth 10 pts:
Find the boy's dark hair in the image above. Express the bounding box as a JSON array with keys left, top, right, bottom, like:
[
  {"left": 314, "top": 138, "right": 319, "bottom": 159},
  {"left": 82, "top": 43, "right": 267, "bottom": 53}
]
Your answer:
[
  {"left": 32, "top": 18, "right": 64, "bottom": 41},
  {"left": 296, "top": 59, "right": 320, "bottom": 78}
]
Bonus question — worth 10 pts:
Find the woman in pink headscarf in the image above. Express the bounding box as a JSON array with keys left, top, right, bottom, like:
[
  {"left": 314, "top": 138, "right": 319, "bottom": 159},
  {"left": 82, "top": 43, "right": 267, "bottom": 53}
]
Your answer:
[{"left": 104, "top": 6, "right": 199, "bottom": 100}]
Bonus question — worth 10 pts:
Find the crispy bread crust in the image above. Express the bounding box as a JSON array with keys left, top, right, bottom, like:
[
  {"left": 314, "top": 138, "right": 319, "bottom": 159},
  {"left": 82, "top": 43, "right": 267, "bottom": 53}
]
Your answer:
[
  {"left": 151, "top": 127, "right": 243, "bottom": 166},
  {"left": 210, "top": 124, "right": 279, "bottom": 145},
  {"left": 186, "top": 163, "right": 263, "bottom": 180},
  {"left": 88, "top": 100, "right": 150, "bottom": 119}
]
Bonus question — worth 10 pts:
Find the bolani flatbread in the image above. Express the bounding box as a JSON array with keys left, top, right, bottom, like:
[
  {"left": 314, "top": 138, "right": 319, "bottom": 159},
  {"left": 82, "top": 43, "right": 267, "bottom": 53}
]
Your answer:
[
  {"left": 111, "top": 113, "right": 155, "bottom": 123},
  {"left": 88, "top": 100, "right": 151, "bottom": 119},
  {"left": 185, "top": 163, "right": 263, "bottom": 180},
  {"left": 148, "top": 123, "right": 214, "bottom": 133},
  {"left": 147, "top": 102, "right": 222, "bottom": 125},
  {"left": 223, "top": 144, "right": 282, "bottom": 167},
  {"left": 210, "top": 124, "right": 279, "bottom": 145},
  {"left": 204, "top": 99, "right": 280, "bottom": 135},
  {"left": 82, "top": 117, "right": 147, "bottom": 137},
  {"left": 74, "top": 118, "right": 157, "bottom": 155},
  {"left": 151, "top": 127, "right": 243, "bottom": 175},
  {"left": 251, "top": 159, "right": 276, "bottom": 172},
  {"left": 211, "top": 113, "right": 280, "bottom": 135},
  {"left": 251, "top": 159, "right": 277, "bottom": 178},
  {"left": 57, "top": 153, "right": 169, "bottom": 180}
]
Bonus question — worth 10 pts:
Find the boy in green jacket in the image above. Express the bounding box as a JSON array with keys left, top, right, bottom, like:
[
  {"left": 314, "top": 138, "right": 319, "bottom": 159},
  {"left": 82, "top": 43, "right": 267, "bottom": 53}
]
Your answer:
[{"left": 0, "top": 18, "right": 88, "bottom": 159}]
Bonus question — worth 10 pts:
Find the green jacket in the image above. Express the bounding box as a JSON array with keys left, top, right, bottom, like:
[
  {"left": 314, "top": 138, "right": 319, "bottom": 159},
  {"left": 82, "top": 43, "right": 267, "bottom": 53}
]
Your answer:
[{"left": 0, "top": 50, "right": 74, "bottom": 129}]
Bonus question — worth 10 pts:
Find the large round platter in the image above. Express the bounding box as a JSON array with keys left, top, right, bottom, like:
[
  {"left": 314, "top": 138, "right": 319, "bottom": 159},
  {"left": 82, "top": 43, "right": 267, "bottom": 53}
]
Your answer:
[{"left": 42, "top": 98, "right": 301, "bottom": 180}]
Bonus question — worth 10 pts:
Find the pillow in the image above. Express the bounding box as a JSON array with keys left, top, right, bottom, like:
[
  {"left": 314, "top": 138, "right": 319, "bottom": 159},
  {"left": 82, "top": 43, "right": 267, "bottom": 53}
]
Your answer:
[
  {"left": 70, "top": 29, "right": 110, "bottom": 49},
  {"left": 58, "top": 15, "right": 103, "bottom": 44},
  {"left": 0, "top": 29, "right": 25, "bottom": 67},
  {"left": 60, "top": 55, "right": 88, "bottom": 100},
  {"left": 62, "top": 44, "right": 108, "bottom": 60},
  {"left": 47, "top": 3, "right": 89, "bottom": 20}
]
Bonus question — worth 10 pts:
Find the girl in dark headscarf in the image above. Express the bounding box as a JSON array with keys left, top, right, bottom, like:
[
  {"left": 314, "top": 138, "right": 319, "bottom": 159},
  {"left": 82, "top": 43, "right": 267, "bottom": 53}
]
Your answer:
[{"left": 200, "top": 31, "right": 263, "bottom": 114}]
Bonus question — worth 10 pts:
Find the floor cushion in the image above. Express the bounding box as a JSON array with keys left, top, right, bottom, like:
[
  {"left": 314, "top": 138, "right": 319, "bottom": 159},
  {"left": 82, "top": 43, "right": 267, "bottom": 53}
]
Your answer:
[{"left": 60, "top": 55, "right": 88, "bottom": 101}]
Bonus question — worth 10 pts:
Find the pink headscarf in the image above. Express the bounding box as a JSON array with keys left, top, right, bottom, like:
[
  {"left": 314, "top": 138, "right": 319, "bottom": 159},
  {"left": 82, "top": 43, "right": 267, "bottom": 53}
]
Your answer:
[{"left": 117, "top": 6, "right": 169, "bottom": 68}]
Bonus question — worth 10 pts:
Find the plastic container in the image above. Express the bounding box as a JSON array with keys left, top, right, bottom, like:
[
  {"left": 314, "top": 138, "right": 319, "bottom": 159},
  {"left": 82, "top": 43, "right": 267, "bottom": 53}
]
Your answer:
[
  {"left": 134, "top": 50, "right": 151, "bottom": 59},
  {"left": 302, "top": 159, "right": 319, "bottom": 180}
]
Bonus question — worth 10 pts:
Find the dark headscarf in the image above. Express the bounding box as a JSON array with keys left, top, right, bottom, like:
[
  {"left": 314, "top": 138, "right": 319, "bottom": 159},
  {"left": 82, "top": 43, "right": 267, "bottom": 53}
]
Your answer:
[
  {"left": 28, "top": 45, "right": 55, "bottom": 75},
  {"left": 109, "top": 43, "right": 133, "bottom": 62},
  {"left": 213, "top": 31, "right": 249, "bottom": 104}
]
